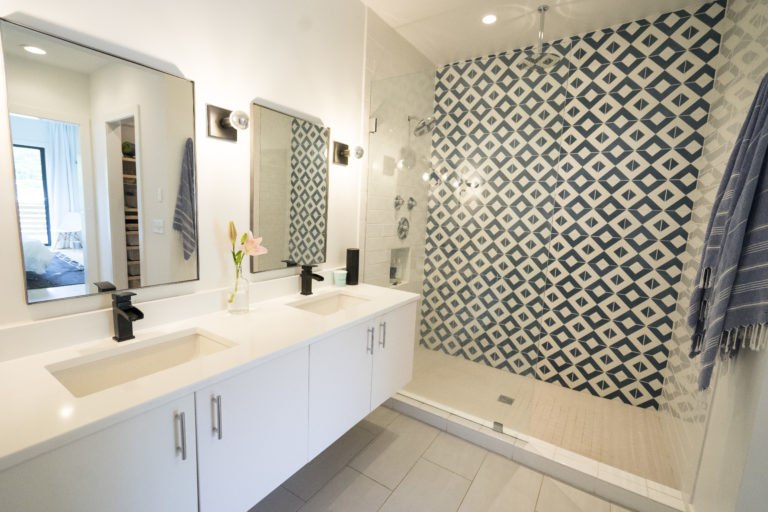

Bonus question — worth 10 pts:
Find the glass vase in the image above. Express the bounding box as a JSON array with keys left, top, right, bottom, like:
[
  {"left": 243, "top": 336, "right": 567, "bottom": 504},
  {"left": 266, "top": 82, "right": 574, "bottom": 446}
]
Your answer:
[{"left": 227, "top": 265, "right": 250, "bottom": 314}]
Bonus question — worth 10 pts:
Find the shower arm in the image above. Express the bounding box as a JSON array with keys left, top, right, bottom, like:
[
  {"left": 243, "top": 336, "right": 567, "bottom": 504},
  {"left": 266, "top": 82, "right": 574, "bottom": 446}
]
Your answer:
[{"left": 537, "top": 5, "right": 548, "bottom": 56}]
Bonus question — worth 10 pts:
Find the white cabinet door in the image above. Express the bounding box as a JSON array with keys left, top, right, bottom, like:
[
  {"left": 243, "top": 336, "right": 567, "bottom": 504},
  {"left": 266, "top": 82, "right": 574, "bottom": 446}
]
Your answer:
[
  {"left": 308, "top": 321, "right": 373, "bottom": 458},
  {"left": 371, "top": 301, "right": 417, "bottom": 408},
  {"left": 196, "top": 348, "right": 309, "bottom": 512},
  {"left": 0, "top": 394, "right": 198, "bottom": 512}
]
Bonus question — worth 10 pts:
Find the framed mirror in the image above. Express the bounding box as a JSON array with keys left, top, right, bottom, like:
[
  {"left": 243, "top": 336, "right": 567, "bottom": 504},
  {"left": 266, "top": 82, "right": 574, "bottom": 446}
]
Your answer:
[
  {"left": 250, "top": 103, "right": 329, "bottom": 273},
  {"left": 1, "top": 20, "right": 198, "bottom": 303}
]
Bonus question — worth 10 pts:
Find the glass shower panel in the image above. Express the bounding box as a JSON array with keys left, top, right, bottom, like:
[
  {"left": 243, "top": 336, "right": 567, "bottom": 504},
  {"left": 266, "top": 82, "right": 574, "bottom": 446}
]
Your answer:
[
  {"left": 364, "top": 43, "right": 571, "bottom": 437},
  {"left": 410, "top": 46, "right": 569, "bottom": 437},
  {"left": 363, "top": 70, "right": 433, "bottom": 296}
]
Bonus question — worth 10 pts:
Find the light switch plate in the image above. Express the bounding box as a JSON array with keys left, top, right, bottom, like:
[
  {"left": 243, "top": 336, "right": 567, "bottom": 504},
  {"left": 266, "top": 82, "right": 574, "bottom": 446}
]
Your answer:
[{"left": 152, "top": 219, "right": 164, "bottom": 234}]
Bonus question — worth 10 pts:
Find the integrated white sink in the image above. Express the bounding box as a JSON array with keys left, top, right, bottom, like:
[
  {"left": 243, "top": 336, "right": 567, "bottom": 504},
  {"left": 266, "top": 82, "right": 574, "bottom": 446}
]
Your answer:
[
  {"left": 47, "top": 329, "right": 236, "bottom": 397},
  {"left": 288, "top": 291, "right": 370, "bottom": 316}
]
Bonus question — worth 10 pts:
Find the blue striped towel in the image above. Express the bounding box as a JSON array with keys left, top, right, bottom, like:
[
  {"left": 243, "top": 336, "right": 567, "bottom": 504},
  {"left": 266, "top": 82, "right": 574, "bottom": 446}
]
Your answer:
[
  {"left": 173, "top": 138, "right": 196, "bottom": 260},
  {"left": 689, "top": 73, "right": 768, "bottom": 390}
]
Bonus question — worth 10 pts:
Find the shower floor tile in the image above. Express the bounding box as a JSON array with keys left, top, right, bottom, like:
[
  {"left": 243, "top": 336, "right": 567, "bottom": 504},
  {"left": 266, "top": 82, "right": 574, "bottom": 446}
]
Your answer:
[{"left": 403, "top": 347, "right": 677, "bottom": 488}]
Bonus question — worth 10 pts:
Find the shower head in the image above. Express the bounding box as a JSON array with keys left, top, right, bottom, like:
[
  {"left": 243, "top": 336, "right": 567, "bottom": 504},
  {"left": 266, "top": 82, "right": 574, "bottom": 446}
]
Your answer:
[
  {"left": 517, "top": 52, "right": 561, "bottom": 71},
  {"left": 409, "top": 115, "right": 438, "bottom": 137},
  {"left": 516, "top": 5, "right": 561, "bottom": 71}
]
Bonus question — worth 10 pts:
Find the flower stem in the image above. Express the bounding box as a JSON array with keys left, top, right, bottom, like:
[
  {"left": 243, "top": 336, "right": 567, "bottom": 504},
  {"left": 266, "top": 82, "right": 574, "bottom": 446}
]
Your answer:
[{"left": 228, "top": 263, "right": 241, "bottom": 303}]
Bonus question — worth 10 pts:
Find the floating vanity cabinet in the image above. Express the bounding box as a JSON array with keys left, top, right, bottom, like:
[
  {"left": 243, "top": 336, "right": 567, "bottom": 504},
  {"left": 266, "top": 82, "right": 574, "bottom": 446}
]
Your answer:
[
  {"left": 308, "top": 321, "right": 374, "bottom": 458},
  {"left": 0, "top": 394, "right": 198, "bottom": 512},
  {"left": 308, "top": 301, "right": 417, "bottom": 458},
  {"left": 371, "top": 302, "right": 417, "bottom": 407},
  {"left": 195, "top": 348, "right": 310, "bottom": 511}
]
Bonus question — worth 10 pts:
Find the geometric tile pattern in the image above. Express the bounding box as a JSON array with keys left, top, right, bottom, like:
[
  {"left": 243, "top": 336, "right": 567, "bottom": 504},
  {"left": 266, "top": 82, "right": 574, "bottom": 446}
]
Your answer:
[
  {"left": 657, "top": 0, "right": 768, "bottom": 496},
  {"left": 289, "top": 119, "right": 329, "bottom": 265},
  {"left": 421, "top": 0, "right": 726, "bottom": 408}
]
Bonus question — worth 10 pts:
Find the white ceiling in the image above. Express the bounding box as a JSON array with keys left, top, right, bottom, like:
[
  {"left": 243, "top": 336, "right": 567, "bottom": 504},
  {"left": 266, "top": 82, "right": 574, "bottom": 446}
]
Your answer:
[
  {"left": 1, "top": 21, "right": 111, "bottom": 75},
  {"left": 362, "top": 0, "right": 711, "bottom": 66}
]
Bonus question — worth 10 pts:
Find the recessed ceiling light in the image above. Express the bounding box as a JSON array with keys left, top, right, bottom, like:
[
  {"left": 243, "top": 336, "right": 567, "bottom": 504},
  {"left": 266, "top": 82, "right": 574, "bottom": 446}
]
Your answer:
[
  {"left": 22, "top": 45, "right": 46, "bottom": 55},
  {"left": 482, "top": 14, "right": 497, "bottom": 25}
]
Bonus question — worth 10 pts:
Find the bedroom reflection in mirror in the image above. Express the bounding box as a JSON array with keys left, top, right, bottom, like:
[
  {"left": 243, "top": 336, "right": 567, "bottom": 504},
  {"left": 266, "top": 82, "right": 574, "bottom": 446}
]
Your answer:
[
  {"left": 12, "top": 115, "right": 88, "bottom": 302},
  {"left": 2, "top": 19, "right": 199, "bottom": 304}
]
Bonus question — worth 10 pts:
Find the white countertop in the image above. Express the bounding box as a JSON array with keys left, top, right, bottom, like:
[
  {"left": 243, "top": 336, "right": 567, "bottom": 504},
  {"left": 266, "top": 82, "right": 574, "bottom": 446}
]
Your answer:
[{"left": 0, "top": 284, "right": 419, "bottom": 472}]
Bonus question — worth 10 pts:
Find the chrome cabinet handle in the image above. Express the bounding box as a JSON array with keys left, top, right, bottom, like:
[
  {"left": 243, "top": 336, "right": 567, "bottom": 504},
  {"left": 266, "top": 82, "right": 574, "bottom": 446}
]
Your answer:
[
  {"left": 367, "top": 327, "right": 375, "bottom": 354},
  {"left": 212, "top": 394, "right": 223, "bottom": 440},
  {"left": 379, "top": 321, "right": 387, "bottom": 348},
  {"left": 175, "top": 411, "right": 187, "bottom": 460}
]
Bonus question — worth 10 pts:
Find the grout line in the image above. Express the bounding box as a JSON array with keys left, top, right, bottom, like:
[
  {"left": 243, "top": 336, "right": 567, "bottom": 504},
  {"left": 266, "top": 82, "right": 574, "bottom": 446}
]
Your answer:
[
  {"left": 419, "top": 451, "right": 476, "bottom": 483},
  {"left": 371, "top": 456, "right": 421, "bottom": 510},
  {"left": 360, "top": 421, "right": 439, "bottom": 493},
  {"left": 279, "top": 485, "right": 306, "bottom": 504},
  {"left": 343, "top": 465, "right": 393, "bottom": 512},
  {"left": 533, "top": 473, "right": 546, "bottom": 510},
  {"left": 455, "top": 450, "right": 491, "bottom": 511},
  {"left": 392, "top": 393, "right": 686, "bottom": 510},
  {"left": 294, "top": 424, "right": 381, "bottom": 504}
]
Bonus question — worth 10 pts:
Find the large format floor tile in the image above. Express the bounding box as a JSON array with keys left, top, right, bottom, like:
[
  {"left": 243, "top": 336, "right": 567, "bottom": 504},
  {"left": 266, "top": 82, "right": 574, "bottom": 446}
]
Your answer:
[
  {"left": 283, "top": 426, "right": 374, "bottom": 500},
  {"left": 257, "top": 407, "right": 623, "bottom": 512},
  {"left": 297, "top": 467, "right": 389, "bottom": 512},
  {"left": 423, "top": 431, "right": 488, "bottom": 480},
  {"left": 249, "top": 487, "right": 304, "bottom": 512},
  {"left": 349, "top": 413, "right": 439, "bottom": 489},
  {"left": 379, "top": 459, "right": 471, "bottom": 512},
  {"left": 358, "top": 406, "right": 400, "bottom": 436},
  {"left": 535, "top": 477, "right": 612, "bottom": 512},
  {"left": 458, "top": 452, "right": 543, "bottom": 512}
]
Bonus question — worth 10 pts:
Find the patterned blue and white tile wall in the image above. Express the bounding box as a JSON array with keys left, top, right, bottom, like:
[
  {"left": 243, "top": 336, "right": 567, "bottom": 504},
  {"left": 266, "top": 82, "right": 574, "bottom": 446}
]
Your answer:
[
  {"left": 420, "top": 0, "right": 726, "bottom": 408},
  {"left": 288, "top": 119, "right": 329, "bottom": 265}
]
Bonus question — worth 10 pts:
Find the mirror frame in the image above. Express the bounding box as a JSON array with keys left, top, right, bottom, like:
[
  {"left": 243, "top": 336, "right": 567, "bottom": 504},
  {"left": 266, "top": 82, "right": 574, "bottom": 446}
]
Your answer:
[
  {"left": 0, "top": 18, "right": 200, "bottom": 304},
  {"left": 249, "top": 101, "right": 330, "bottom": 273}
]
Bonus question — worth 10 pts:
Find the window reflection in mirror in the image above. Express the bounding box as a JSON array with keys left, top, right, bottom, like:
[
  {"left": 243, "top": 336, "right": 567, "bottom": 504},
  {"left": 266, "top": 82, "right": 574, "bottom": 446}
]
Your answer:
[
  {"left": 12, "top": 116, "right": 87, "bottom": 301},
  {"left": 1, "top": 19, "right": 199, "bottom": 303},
  {"left": 250, "top": 103, "right": 330, "bottom": 273}
]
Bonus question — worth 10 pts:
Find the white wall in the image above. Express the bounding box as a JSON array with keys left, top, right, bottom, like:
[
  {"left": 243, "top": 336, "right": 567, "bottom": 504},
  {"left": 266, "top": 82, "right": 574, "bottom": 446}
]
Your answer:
[{"left": 0, "top": 0, "right": 366, "bottom": 344}]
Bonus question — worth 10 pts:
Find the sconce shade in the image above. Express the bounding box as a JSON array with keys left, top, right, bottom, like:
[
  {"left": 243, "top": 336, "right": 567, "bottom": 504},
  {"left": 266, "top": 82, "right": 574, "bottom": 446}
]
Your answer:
[{"left": 225, "top": 110, "right": 249, "bottom": 130}]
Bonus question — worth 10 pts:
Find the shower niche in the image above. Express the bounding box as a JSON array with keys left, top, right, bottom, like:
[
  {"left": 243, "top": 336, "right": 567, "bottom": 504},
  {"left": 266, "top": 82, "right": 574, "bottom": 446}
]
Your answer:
[{"left": 389, "top": 247, "right": 409, "bottom": 287}]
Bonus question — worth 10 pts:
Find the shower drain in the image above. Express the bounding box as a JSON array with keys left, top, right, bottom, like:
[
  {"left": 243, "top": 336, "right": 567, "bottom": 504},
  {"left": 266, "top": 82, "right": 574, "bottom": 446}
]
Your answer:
[{"left": 498, "top": 394, "right": 515, "bottom": 405}]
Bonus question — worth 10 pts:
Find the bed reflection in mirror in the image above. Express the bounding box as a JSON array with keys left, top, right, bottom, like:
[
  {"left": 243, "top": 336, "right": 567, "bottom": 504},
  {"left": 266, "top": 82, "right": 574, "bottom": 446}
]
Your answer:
[
  {"left": 1, "top": 19, "right": 199, "bottom": 303},
  {"left": 13, "top": 117, "right": 87, "bottom": 300}
]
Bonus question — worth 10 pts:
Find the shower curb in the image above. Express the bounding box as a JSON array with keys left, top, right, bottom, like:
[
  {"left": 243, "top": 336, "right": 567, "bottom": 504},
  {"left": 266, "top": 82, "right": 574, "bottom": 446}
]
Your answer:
[{"left": 386, "top": 393, "right": 688, "bottom": 512}]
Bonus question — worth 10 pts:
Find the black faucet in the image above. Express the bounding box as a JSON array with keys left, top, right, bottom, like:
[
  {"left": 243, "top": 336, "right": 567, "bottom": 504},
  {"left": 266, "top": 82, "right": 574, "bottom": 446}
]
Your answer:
[
  {"left": 112, "top": 291, "right": 144, "bottom": 342},
  {"left": 300, "top": 265, "right": 324, "bottom": 295}
]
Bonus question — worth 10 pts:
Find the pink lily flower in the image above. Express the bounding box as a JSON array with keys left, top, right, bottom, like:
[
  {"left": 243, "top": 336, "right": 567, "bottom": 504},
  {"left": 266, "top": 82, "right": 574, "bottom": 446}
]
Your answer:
[{"left": 242, "top": 231, "right": 268, "bottom": 256}]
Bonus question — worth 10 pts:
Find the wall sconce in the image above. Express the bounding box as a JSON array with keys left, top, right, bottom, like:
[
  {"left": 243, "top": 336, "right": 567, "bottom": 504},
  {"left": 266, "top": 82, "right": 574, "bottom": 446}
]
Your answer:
[
  {"left": 332, "top": 141, "right": 364, "bottom": 166},
  {"left": 207, "top": 105, "right": 249, "bottom": 141}
]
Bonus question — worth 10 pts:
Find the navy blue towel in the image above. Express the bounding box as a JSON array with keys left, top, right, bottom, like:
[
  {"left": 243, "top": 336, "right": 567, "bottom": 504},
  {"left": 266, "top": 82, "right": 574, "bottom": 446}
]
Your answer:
[
  {"left": 173, "top": 138, "right": 196, "bottom": 260},
  {"left": 689, "top": 73, "right": 768, "bottom": 389}
]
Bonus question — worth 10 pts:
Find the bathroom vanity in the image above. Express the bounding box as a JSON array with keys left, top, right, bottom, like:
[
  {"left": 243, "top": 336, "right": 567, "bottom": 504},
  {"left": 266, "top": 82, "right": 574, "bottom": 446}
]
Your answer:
[{"left": 0, "top": 284, "right": 418, "bottom": 512}]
